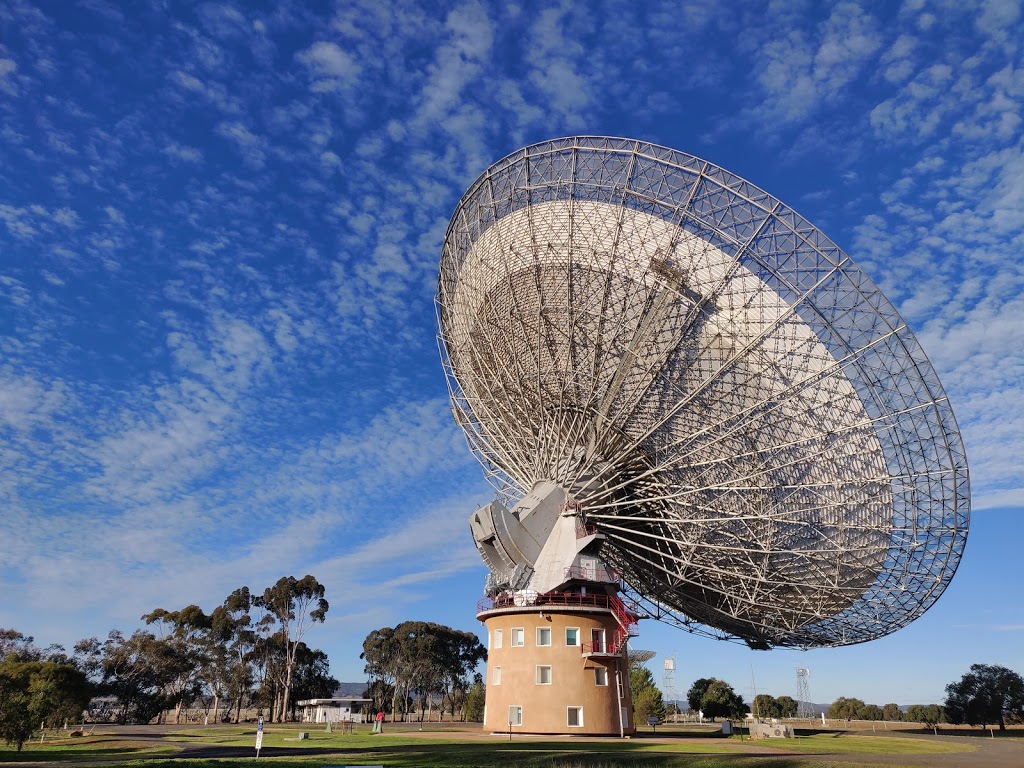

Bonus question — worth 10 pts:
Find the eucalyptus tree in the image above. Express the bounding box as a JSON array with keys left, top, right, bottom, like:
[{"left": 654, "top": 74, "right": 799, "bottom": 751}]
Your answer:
[
  {"left": 905, "top": 703, "right": 945, "bottom": 727},
  {"left": 462, "top": 673, "right": 485, "bottom": 722},
  {"left": 362, "top": 627, "right": 399, "bottom": 715},
  {"left": 209, "top": 587, "right": 258, "bottom": 723},
  {"left": 254, "top": 575, "right": 329, "bottom": 721},
  {"left": 945, "top": 664, "right": 1024, "bottom": 732},
  {"left": 0, "top": 632, "right": 92, "bottom": 751},
  {"left": 287, "top": 645, "right": 338, "bottom": 720},
  {"left": 362, "top": 622, "right": 485, "bottom": 722},
  {"left": 630, "top": 665, "right": 666, "bottom": 723},
  {"left": 858, "top": 703, "right": 884, "bottom": 721},
  {"left": 686, "top": 677, "right": 744, "bottom": 720},
  {"left": 882, "top": 702, "right": 903, "bottom": 721},
  {"left": 753, "top": 693, "right": 781, "bottom": 719},
  {"left": 142, "top": 605, "right": 212, "bottom": 723},
  {"left": 700, "top": 679, "right": 746, "bottom": 721},
  {"left": 74, "top": 630, "right": 167, "bottom": 724},
  {"left": 776, "top": 695, "right": 798, "bottom": 718},
  {"left": 827, "top": 697, "right": 866, "bottom": 721},
  {"left": 687, "top": 678, "right": 715, "bottom": 713}
]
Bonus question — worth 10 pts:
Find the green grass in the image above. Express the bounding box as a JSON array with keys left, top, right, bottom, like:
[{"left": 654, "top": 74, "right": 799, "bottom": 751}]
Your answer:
[
  {"left": 732, "top": 732, "right": 973, "bottom": 755},
  {"left": 0, "top": 734, "right": 179, "bottom": 762},
  {"left": 0, "top": 723, "right": 976, "bottom": 768}
]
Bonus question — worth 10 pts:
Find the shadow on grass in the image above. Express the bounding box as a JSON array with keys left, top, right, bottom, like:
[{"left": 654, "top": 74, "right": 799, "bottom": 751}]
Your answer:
[
  {"left": 134, "top": 754, "right": 811, "bottom": 768},
  {"left": 0, "top": 746, "right": 177, "bottom": 762},
  {"left": 930, "top": 728, "right": 1024, "bottom": 739}
]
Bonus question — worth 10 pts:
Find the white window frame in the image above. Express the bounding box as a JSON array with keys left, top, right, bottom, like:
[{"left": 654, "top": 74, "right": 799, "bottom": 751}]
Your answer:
[
  {"left": 536, "top": 626, "right": 551, "bottom": 646},
  {"left": 565, "top": 626, "right": 580, "bottom": 646},
  {"left": 594, "top": 667, "right": 608, "bottom": 686},
  {"left": 511, "top": 627, "right": 525, "bottom": 647},
  {"left": 492, "top": 666, "right": 501, "bottom": 685},
  {"left": 535, "top": 665, "right": 552, "bottom": 685},
  {"left": 493, "top": 628, "right": 502, "bottom": 649},
  {"left": 508, "top": 705, "right": 522, "bottom": 726},
  {"left": 567, "top": 706, "right": 584, "bottom": 727}
]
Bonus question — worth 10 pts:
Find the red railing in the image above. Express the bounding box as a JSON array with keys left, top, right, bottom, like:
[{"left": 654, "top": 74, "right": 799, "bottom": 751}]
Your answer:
[
  {"left": 477, "top": 590, "right": 619, "bottom": 614},
  {"left": 574, "top": 518, "right": 599, "bottom": 539},
  {"left": 580, "top": 593, "right": 638, "bottom": 656}
]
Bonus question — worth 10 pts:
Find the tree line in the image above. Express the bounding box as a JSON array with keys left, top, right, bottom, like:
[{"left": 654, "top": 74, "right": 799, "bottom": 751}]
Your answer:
[
  {"left": 681, "top": 663, "right": 1024, "bottom": 732},
  {"left": 360, "top": 621, "right": 487, "bottom": 722},
  {"left": 824, "top": 664, "right": 1024, "bottom": 731},
  {"left": 1, "top": 574, "right": 332, "bottom": 750}
]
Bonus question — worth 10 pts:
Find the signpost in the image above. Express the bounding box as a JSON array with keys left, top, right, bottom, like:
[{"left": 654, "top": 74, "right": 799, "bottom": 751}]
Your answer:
[{"left": 255, "top": 716, "right": 264, "bottom": 758}]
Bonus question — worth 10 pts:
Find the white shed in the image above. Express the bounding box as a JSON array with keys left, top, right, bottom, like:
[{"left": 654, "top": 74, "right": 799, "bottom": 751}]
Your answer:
[{"left": 296, "top": 697, "right": 373, "bottom": 723}]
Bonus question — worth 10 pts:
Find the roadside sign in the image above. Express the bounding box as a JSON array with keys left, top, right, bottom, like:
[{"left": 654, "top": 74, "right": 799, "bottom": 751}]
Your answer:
[{"left": 255, "top": 716, "right": 264, "bottom": 756}]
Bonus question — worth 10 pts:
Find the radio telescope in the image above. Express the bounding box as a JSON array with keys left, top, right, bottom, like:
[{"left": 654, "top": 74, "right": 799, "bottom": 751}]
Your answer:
[{"left": 437, "top": 136, "right": 969, "bottom": 653}]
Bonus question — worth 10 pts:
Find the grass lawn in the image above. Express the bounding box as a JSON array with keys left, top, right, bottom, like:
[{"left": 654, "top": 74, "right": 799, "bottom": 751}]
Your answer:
[
  {"left": 0, "top": 734, "right": 178, "bottom": 762},
  {"left": 0, "top": 723, "right": 976, "bottom": 768},
  {"left": 735, "top": 732, "right": 972, "bottom": 755}
]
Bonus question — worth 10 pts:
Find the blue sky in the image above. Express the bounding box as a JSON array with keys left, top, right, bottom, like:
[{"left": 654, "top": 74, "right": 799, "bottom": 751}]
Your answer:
[{"left": 1, "top": 0, "right": 1022, "bottom": 709}]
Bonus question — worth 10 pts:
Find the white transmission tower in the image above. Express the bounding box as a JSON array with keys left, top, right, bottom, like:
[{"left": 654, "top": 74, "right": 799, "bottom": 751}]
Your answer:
[
  {"left": 796, "top": 668, "right": 812, "bottom": 719},
  {"left": 662, "top": 655, "right": 677, "bottom": 718}
]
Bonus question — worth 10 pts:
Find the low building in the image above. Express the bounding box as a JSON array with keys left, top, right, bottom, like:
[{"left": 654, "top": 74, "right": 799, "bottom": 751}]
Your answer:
[{"left": 295, "top": 697, "right": 373, "bottom": 724}]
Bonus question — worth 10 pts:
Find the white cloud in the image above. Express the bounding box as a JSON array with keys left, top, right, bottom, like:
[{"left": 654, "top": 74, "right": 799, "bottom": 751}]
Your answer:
[
  {"left": 0, "top": 57, "right": 16, "bottom": 93},
  {"left": 0, "top": 370, "right": 65, "bottom": 431},
  {"left": 162, "top": 142, "right": 203, "bottom": 163},
  {"left": 880, "top": 33, "right": 918, "bottom": 83},
  {"left": 748, "top": 2, "right": 882, "bottom": 124},
  {"left": 297, "top": 41, "right": 361, "bottom": 92},
  {"left": 976, "top": 0, "right": 1022, "bottom": 41},
  {"left": 215, "top": 120, "right": 266, "bottom": 167}
]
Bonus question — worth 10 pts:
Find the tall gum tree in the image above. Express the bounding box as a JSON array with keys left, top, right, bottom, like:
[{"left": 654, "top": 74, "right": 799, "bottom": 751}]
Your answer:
[{"left": 255, "top": 575, "right": 328, "bottom": 721}]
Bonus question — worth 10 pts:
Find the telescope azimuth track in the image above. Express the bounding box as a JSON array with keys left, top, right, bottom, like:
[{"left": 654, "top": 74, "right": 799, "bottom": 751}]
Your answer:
[{"left": 437, "top": 136, "right": 969, "bottom": 650}]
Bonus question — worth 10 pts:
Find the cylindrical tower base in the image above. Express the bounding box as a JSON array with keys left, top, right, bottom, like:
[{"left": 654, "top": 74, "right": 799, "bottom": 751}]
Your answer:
[{"left": 479, "top": 601, "right": 635, "bottom": 736}]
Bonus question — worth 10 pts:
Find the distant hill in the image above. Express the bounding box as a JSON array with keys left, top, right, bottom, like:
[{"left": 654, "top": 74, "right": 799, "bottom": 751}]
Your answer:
[
  {"left": 666, "top": 699, "right": 831, "bottom": 717},
  {"left": 332, "top": 682, "right": 369, "bottom": 698}
]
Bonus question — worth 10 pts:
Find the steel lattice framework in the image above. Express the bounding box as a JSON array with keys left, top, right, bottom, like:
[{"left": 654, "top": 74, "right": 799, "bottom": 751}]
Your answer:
[{"left": 437, "top": 136, "right": 969, "bottom": 649}]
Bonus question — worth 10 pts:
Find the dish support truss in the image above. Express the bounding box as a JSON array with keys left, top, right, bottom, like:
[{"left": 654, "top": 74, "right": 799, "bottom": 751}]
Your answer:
[{"left": 437, "top": 136, "right": 969, "bottom": 649}]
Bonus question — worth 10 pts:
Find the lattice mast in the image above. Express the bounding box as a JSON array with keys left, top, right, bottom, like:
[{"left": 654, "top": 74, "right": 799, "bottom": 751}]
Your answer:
[
  {"left": 663, "top": 655, "right": 677, "bottom": 715},
  {"left": 796, "top": 668, "right": 812, "bottom": 719}
]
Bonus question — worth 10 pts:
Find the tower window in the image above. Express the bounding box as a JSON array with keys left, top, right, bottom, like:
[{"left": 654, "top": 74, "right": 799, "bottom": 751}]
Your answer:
[
  {"left": 536, "top": 626, "right": 551, "bottom": 646},
  {"left": 511, "top": 627, "right": 524, "bottom": 646},
  {"left": 508, "top": 705, "right": 522, "bottom": 726},
  {"left": 595, "top": 667, "right": 608, "bottom": 686},
  {"left": 536, "top": 665, "right": 552, "bottom": 685},
  {"left": 565, "top": 627, "right": 579, "bottom": 646},
  {"left": 567, "top": 706, "right": 583, "bottom": 727}
]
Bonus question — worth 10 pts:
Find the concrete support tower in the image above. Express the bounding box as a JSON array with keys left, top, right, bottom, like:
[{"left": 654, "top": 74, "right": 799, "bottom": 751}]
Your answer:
[{"left": 470, "top": 483, "right": 637, "bottom": 736}]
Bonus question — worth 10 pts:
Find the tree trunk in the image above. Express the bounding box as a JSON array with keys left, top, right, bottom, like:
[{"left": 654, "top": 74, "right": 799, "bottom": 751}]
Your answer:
[{"left": 281, "top": 657, "right": 293, "bottom": 722}]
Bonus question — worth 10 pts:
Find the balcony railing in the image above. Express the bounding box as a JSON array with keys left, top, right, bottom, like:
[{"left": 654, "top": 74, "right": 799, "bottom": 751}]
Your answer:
[{"left": 477, "top": 590, "right": 619, "bottom": 614}]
